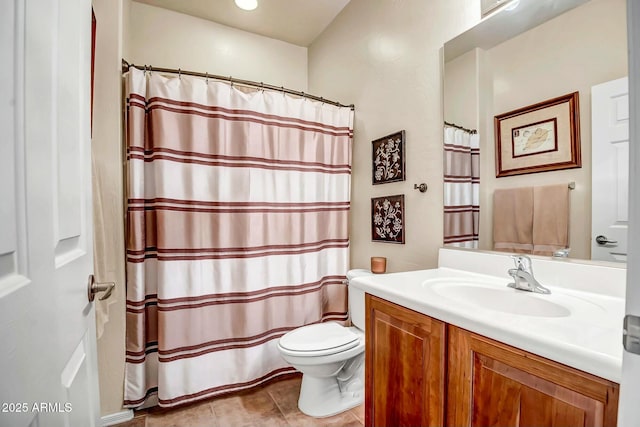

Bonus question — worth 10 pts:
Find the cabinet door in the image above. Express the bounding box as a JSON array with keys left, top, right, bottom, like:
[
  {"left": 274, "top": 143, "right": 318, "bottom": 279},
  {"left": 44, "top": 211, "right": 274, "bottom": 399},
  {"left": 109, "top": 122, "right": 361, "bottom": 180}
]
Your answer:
[
  {"left": 365, "top": 295, "right": 446, "bottom": 427},
  {"left": 447, "top": 326, "right": 619, "bottom": 427}
]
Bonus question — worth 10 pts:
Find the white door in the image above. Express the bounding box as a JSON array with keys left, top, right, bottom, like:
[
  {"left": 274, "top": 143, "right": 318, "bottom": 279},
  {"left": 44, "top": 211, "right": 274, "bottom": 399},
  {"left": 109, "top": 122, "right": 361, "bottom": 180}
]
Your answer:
[
  {"left": 0, "top": 1, "right": 101, "bottom": 427},
  {"left": 591, "top": 77, "right": 629, "bottom": 262},
  {"left": 619, "top": 1, "right": 640, "bottom": 425}
]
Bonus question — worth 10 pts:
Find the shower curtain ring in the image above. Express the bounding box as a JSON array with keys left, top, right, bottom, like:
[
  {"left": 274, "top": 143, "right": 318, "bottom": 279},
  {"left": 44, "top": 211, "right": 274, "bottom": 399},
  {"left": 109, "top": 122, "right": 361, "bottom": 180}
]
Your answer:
[
  {"left": 205, "top": 72, "right": 209, "bottom": 84},
  {"left": 260, "top": 82, "right": 264, "bottom": 92},
  {"left": 229, "top": 76, "right": 234, "bottom": 87},
  {"left": 178, "top": 68, "right": 182, "bottom": 80}
]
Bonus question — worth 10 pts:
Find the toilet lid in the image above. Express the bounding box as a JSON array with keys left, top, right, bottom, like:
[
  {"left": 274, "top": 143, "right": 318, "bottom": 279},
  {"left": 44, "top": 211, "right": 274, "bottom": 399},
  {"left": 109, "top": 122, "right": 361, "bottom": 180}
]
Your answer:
[{"left": 279, "top": 322, "right": 359, "bottom": 353}]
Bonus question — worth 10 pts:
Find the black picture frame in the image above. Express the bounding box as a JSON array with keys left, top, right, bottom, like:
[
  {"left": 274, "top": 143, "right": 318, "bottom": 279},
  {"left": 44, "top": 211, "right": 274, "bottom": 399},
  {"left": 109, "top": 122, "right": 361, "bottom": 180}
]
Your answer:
[
  {"left": 371, "top": 194, "right": 405, "bottom": 244},
  {"left": 372, "top": 130, "right": 406, "bottom": 185}
]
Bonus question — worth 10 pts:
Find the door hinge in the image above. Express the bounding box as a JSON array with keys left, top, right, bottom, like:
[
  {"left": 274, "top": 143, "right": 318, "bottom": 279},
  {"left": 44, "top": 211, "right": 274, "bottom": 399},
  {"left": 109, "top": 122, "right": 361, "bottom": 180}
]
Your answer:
[{"left": 623, "top": 315, "right": 640, "bottom": 355}]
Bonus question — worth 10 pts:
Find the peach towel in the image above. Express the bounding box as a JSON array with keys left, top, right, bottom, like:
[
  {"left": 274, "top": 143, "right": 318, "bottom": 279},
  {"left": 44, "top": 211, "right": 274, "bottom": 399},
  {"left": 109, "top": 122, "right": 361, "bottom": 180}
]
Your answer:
[
  {"left": 533, "top": 184, "right": 569, "bottom": 256},
  {"left": 492, "top": 187, "right": 534, "bottom": 253}
]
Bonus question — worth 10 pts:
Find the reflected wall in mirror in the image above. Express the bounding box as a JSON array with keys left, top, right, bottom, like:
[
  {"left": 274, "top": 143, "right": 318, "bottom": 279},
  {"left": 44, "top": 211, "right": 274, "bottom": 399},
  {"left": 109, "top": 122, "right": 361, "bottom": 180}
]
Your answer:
[{"left": 443, "top": 0, "right": 628, "bottom": 262}]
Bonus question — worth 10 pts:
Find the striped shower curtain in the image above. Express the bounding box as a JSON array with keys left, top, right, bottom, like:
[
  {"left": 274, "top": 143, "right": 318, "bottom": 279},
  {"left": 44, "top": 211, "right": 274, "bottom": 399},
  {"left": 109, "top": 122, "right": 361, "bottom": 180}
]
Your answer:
[
  {"left": 443, "top": 126, "right": 480, "bottom": 248},
  {"left": 123, "top": 68, "right": 354, "bottom": 408}
]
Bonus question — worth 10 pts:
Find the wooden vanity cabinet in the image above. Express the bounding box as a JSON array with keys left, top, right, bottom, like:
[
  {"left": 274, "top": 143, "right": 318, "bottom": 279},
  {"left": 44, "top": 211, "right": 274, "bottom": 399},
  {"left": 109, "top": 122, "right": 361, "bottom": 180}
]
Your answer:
[
  {"left": 365, "top": 294, "right": 446, "bottom": 427},
  {"left": 447, "top": 326, "right": 619, "bottom": 427},
  {"left": 364, "top": 294, "right": 620, "bottom": 427}
]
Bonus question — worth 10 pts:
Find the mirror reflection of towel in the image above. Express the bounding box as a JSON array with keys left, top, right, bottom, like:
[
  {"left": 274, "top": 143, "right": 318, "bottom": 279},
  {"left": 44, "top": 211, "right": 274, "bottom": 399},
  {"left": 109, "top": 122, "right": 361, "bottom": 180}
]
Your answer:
[
  {"left": 533, "top": 184, "right": 569, "bottom": 256},
  {"left": 492, "top": 184, "right": 569, "bottom": 256},
  {"left": 493, "top": 187, "right": 534, "bottom": 253}
]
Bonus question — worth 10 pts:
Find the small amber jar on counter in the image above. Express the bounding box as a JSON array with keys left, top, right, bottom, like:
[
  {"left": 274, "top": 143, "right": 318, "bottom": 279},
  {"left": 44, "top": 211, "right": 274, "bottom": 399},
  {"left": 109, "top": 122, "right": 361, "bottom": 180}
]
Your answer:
[{"left": 370, "top": 256, "right": 387, "bottom": 274}]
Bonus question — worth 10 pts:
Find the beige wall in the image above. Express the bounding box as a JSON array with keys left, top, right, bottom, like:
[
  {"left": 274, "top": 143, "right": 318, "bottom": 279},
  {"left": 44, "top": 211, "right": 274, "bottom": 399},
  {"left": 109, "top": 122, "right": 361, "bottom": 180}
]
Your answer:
[
  {"left": 92, "top": 0, "right": 127, "bottom": 417},
  {"left": 309, "top": 0, "right": 481, "bottom": 272},
  {"left": 126, "top": 1, "right": 308, "bottom": 89},
  {"left": 477, "top": 0, "right": 628, "bottom": 259}
]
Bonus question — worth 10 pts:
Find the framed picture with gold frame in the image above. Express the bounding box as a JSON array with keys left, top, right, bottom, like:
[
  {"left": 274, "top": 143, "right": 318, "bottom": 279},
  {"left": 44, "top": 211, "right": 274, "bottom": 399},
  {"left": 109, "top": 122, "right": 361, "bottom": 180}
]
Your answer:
[{"left": 494, "top": 92, "right": 581, "bottom": 177}]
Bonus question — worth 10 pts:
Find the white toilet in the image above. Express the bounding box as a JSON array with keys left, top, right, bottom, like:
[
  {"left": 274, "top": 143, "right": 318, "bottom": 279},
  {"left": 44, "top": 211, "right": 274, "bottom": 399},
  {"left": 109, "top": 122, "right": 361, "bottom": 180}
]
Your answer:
[{"left": 277, "top": 269, "right": 372, "bottom": 418}]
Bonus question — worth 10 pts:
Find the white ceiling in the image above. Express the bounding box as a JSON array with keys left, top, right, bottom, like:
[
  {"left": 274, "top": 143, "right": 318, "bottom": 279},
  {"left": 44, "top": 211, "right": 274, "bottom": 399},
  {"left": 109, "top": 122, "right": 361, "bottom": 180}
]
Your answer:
[{"left": 132, "top": 0, "right": 351, "bottom": 47}]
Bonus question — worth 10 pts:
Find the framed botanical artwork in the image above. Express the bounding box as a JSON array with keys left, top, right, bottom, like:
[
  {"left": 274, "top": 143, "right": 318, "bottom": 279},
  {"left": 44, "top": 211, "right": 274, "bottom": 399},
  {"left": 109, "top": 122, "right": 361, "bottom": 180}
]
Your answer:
[
  {"left": 371, "top": 194, "right": 405, "bottom": 244},
  {"left": 494, "top": 92, "right": 581, "bottom": 177},
  {"left": 372, "top": 130, "right": 405, "bottom": 184}
]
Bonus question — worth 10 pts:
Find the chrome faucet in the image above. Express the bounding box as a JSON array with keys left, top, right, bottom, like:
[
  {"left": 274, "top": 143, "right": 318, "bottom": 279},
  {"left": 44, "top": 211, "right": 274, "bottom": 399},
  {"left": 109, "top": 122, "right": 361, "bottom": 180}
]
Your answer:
[
  {"left": 507, "top": 255, "right": 551, "bottom": 294},
  {"left": 552, "top": 248, "right": 571, "bottom": 258}
]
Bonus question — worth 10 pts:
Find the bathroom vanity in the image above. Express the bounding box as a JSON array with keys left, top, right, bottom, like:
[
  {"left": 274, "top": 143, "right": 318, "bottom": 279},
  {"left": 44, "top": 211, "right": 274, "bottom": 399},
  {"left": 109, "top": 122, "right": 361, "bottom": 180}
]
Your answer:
[
  {"left": 352, "top": 249, "right": 625, "bottom": 427},
  {"left": 366, "top": 294, "right": 618, "bottom": 426}
]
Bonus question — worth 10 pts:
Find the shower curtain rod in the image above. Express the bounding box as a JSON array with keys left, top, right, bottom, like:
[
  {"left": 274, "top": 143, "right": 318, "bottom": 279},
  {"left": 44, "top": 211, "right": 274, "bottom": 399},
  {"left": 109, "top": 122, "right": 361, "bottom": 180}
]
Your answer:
[
  {"left": 122, "top": 59, "right": 355, "bottom": 110},
  {"left": 444, "top": 121, "right": 477, "bottom": 134}
]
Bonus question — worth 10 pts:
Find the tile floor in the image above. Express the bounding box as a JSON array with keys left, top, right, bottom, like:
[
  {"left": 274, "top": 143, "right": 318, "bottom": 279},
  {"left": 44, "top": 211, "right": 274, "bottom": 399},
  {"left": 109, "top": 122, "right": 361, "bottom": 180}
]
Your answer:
[{"left": 116, "top": 374, "right": 364, "bottom": 427}]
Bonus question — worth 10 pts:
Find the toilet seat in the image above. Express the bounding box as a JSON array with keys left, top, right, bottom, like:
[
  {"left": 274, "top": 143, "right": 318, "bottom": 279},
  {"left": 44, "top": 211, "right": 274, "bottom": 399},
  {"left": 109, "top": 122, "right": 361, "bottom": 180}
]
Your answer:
[{"left": 279, "top": 322, "right": 360, "bottom": 357}]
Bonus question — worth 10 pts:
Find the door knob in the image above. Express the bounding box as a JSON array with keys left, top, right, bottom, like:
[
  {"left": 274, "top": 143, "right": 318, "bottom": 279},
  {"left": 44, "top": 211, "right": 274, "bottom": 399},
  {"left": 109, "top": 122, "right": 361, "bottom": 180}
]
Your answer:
[
  {"left": 595, "top": 235, "right": 618, "bottom": 245},
  {"left": 87, "top": 274, "right": 115, "bottom": 302}
]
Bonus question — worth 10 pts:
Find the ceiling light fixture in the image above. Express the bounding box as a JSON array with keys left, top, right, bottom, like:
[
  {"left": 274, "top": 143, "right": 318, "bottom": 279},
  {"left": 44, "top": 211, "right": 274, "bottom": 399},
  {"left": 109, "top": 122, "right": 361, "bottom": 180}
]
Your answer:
[
  {"left": 504, "top": 0, "right": 520, "bottom": 11},
  {"left": 235, "top": 0, "right": 258, "bottom": 11}
]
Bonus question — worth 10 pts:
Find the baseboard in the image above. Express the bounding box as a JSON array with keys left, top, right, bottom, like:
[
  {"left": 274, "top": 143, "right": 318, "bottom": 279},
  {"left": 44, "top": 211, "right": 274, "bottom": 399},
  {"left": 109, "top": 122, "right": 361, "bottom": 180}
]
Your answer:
[{"left": 101, "top": 409, "right": 134, "bottom": 426}]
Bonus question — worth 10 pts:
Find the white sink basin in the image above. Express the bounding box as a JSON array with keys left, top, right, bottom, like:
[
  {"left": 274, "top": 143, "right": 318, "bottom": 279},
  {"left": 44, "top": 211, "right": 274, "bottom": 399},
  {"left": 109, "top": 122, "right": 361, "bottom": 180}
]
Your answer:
[
  {"left": 432, "top": 282, "right": 570, "bottom": 317},
  {"left": 424, "top": 277, "right": 571, "bottom": 317}
]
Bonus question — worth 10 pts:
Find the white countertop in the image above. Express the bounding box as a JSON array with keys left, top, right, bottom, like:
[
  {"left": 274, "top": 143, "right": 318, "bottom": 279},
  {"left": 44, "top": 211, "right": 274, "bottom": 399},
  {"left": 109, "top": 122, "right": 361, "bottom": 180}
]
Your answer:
[{"left": 351, "top": 266, "right": 625, "bottom": 383}]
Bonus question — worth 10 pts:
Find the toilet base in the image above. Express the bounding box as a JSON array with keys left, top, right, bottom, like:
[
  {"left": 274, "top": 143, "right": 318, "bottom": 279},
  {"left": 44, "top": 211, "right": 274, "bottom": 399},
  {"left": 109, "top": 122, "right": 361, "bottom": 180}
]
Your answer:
[{"left": 297, "top": 374, "right": 363, "bottom": 418}]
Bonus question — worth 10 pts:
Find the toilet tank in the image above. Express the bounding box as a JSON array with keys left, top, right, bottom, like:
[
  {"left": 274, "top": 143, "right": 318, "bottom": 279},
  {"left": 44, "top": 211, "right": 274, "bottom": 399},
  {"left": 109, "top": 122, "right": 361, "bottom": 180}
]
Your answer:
[{"left": 347, "top": 269, "right": 372, "bottom": 330}]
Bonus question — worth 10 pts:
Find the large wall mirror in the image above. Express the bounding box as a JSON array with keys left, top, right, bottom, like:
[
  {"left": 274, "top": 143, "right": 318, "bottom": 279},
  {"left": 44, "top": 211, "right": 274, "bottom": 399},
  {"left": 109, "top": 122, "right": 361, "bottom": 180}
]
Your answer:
[{"left": 443, "top": 0, "right": 628, "bottom": 263}]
